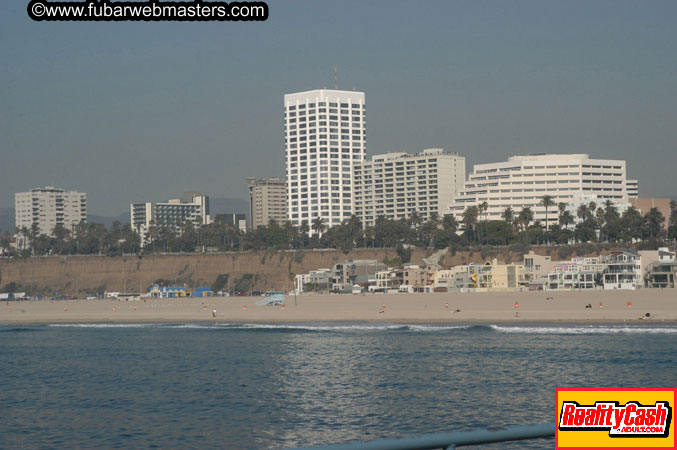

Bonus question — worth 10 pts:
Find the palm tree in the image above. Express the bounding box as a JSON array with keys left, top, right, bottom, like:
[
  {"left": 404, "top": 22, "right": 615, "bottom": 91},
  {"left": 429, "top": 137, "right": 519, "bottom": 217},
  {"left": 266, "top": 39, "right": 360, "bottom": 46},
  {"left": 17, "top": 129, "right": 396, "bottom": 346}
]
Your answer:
[
  {"left": 479, "top": 201, "right": 489, "bottom": 245},
  {"left": 558, "top": 202, "right": 567, "bottom": 215},
  {"left": 408, "top": 212, "right": 422, "bottom": 231},
  {"left": 577, "top": 204, "right": 589, "bottom": 222},
  {"left": 559, "top": 211, "right": 574, "bottom": 231},
  {"left": 540, "top": 195, "right": 556, "bottom": 234},
  {"left": 428, "top": 212, "right": 440, "bottom": 228},
  {"left": 502, "top": 207, "right": 515, "bottom": 241},
  {"left": 462, "top": 206, "right": 479, "bottom": 246},
  {"left": 502, "top": 207, "right": 514, "bottom": 225},
  {"left": 519, "top": 207, "right": 534, "bottom": 245},
  {"left": 311, "top": 216, "right": 325, "bottom": 238},
  {"left": 596, "top": 207, "right": 606, "bottom": 242},
  {"left": 283, "top": 221, "right": 297, "bottom": 248},
  {"left": 299, "top": 221, "right": 309, "bottom": 248}
]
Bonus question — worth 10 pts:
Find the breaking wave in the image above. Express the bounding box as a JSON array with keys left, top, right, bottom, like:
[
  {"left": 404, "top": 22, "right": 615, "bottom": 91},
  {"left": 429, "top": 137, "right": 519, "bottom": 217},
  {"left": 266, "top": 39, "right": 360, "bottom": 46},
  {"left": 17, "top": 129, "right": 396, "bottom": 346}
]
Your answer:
[{"left": 43, "top": 322, "right": 677, "bottom": 335}]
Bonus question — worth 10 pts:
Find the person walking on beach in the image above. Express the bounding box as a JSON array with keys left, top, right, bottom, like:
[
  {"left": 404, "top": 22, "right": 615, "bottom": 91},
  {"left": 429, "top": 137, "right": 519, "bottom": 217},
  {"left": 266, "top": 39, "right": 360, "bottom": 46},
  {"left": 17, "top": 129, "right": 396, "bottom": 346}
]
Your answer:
[{"left": 212, "top": 309, "right": 217, "bottom": 318}]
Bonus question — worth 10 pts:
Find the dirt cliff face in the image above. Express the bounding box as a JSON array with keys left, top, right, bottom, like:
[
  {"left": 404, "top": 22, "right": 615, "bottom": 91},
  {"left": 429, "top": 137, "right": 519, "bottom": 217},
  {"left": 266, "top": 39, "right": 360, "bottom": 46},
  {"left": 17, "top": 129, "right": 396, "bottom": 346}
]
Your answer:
[
  {"left": 0, "top": 249, "right": 429, "bottom": 296},
  {"left": 0, "top": 246, "right": 612, "bottom": 296}
]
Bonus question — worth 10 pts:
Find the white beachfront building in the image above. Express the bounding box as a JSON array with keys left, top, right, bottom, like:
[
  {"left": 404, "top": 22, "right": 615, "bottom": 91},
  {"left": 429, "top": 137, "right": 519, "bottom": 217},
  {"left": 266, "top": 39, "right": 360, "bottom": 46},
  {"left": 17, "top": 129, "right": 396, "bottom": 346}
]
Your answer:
[
  {"left": 448, "top": 153, "right": 630, "bottom": 229},
  {"left": 603, "top": 249, "right": 642, "bottom": 290},
  {"left": 131, "top": 192, "right": 210, "bottom": 246},
  {"left": 546, "top": 257, "right": 606, "bottom": 291},
  {"left": 284, "top": 89, "right": 366, "bottom": 234}
]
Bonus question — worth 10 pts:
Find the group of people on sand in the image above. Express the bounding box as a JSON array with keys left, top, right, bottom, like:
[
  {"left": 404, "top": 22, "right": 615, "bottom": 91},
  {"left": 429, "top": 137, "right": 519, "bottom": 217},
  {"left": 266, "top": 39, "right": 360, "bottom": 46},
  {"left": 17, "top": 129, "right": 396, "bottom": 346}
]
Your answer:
[{"left": 444, "top": 303, "right": 461, "bottom": 313}]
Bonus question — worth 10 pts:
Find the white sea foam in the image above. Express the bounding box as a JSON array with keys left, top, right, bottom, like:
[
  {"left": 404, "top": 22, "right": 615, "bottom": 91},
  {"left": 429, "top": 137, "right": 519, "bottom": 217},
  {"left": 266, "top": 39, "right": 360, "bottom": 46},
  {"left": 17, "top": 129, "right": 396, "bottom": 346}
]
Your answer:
[
  {"left": 46, "top": 323, "right": 677, "bottom": 335},
  {"left": 48, "top": 323, "right": 159, "bottom": 329},
  {"left": 489, "top": 325, "right": 677, "bottom": 335},
  {"left": 222, "top": 323, "right": 410, "bottom": 331},
  {"left": 404, "top": 324, "right": 473, "bottom": 332}
]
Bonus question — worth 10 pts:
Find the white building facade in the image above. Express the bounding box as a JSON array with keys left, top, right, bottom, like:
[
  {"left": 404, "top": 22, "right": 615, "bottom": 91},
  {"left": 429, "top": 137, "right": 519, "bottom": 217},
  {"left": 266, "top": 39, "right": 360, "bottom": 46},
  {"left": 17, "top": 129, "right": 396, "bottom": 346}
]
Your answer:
[
  {"left": 603, "top": 249, "right": 642, "bottom": 290},
  {"left": 131, "top": 192, "right": 210, "bottom": 245},
  {"left": 626, "top": 179, "right": 639, "bottom": 199},
  {"left": 15, "top": 187, "right": 87, "bottom": 236},
  {"left": 448, "top": 154, "right": 629, "bottom": 229},
  {"left": 353, "top": 149, "right": 466, "bottom": 227},
  {"left": 284, "top": 89, "right": 366, "bottom": 234}
]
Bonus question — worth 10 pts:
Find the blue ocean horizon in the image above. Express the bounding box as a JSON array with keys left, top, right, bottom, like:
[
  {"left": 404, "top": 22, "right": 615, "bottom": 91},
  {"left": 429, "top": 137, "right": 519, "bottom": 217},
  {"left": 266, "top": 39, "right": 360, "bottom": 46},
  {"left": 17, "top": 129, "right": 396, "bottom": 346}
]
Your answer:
[{"left": 1, "top": 322, "right": 676, "bottom": 449}]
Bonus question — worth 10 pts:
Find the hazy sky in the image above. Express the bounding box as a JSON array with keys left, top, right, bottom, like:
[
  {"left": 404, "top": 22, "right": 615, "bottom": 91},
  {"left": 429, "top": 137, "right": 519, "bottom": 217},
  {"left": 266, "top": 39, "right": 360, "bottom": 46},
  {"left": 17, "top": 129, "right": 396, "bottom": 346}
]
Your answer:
[{"left": 1, "top": 0, "right": 676, "bottom": 216}]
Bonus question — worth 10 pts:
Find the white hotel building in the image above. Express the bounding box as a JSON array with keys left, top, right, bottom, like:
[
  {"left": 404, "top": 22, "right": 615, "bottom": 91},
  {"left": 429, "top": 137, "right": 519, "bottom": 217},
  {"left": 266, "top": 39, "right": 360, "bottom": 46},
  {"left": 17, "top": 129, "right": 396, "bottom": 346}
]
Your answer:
[
  {"left": 131, "top": 192, "right": 210, "bottom": 245},
  {"left": 448, "top": 154, "right": 630, "bottom": 228},
  {"left": 353, "top": 149, "right": 465, "bottom": 227},
  {"left": 284, "top": 89, "right": 366, "bottom": 233}
]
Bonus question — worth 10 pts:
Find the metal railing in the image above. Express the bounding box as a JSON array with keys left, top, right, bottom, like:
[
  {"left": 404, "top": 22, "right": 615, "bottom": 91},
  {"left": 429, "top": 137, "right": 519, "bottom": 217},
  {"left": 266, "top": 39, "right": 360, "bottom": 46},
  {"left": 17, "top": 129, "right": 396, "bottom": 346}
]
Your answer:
[{"left": 282, "top": 422, "right": 555, "bottom": 450}]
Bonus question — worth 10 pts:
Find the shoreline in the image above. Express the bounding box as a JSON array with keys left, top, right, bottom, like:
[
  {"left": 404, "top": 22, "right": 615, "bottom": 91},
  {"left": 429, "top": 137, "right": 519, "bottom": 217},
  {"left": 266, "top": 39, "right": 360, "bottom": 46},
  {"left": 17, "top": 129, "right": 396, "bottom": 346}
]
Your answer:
[{"left": 2, "top": 289, "right": 676, "bottom": 325}]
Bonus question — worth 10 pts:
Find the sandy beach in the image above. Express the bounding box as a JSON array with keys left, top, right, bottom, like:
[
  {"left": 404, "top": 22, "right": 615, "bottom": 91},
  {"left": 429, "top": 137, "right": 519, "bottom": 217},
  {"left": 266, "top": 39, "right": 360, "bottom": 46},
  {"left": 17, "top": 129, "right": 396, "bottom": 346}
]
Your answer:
[{"left": 1, "top": 289, "right": 676, "bottom": 324}]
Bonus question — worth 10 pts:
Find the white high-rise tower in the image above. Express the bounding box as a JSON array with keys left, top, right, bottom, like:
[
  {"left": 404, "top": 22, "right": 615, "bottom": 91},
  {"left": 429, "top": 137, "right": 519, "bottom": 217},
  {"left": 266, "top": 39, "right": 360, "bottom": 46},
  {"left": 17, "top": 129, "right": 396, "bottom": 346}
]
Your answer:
[{"left": 284, "top": 89, "right": 366, "bottom": 234}]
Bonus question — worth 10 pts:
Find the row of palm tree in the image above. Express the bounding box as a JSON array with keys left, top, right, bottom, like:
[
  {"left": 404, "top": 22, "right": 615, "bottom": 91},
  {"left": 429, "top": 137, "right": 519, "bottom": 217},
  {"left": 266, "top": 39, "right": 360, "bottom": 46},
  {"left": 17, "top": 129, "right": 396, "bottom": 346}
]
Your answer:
[
  {"left": 460, "top": 195, "right": 672, "bottom": 246},
  {"left": 2, "top": 197, "right": 675, "bottom": 257}
]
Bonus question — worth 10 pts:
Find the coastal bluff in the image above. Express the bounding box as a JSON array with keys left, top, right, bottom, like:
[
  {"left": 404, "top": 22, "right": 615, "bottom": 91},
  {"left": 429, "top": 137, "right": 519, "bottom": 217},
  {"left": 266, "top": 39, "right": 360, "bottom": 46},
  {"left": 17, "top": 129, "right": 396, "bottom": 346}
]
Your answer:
[
  {"left": 0, "top": 247, "right": 582, "bottom": 296},
  {"left": 0, "top": 249, "right": 426, "bottom": 296}
]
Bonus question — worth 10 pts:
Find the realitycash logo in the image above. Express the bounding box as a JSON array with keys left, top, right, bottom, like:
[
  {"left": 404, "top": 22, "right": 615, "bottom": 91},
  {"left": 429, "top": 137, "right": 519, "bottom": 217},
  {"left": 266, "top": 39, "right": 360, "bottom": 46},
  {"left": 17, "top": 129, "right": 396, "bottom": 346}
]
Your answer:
[{"left": 556, "top": 389, "right": 676, "bottom": 449}]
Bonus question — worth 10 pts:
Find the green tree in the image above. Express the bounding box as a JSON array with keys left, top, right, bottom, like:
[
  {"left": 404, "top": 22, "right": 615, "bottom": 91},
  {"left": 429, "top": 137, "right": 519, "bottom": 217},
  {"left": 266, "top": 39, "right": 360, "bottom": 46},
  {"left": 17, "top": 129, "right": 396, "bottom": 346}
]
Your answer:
[
  {"left": 643, "top": 208, "right": 666, "bottom": 240},
  {"left": 441, "top": 214, "right": 458, "bottom": 232},
  {"left": 0, "top": 231, "right": 11, "bottom": 255},
  {"left": 668, "top": 200, "right": 677, "bottom": 240},
  {"left": 620, "top": 207, "right": 643, "bottom": 243}
]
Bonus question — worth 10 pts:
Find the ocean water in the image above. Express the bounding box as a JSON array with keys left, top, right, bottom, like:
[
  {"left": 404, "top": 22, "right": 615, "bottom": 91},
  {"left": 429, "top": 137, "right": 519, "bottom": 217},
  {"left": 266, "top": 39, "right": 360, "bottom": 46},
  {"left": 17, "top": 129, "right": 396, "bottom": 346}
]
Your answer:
[{"left": 1, "top": 322, "right": 676, "bottom": 449}]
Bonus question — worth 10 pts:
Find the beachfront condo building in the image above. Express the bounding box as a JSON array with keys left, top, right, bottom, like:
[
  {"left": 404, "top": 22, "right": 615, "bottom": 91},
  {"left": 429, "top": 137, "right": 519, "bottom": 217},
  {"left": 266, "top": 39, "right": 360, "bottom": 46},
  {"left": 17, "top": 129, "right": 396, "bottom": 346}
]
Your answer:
[
  {"left": 15, "top": 187, "right": 87, "bottom": 236},
  {"left": 247, "top": 177, "right": 287, "bottom": 230},
  {"left": 448, "top": 153, "right": 630, "bottom": 230},
  {"left": 131, "top": 192, "right": 210, "bottom": 246},
  {"left": 284, "top": 89, "right": 366, "bottom": 234},
  {"left": 352, "top": 149, "right": 466, "bottom": 227}
]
